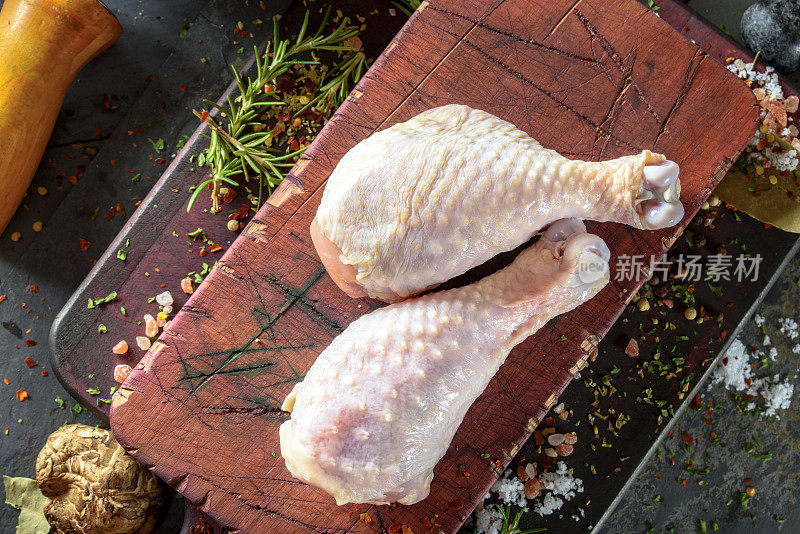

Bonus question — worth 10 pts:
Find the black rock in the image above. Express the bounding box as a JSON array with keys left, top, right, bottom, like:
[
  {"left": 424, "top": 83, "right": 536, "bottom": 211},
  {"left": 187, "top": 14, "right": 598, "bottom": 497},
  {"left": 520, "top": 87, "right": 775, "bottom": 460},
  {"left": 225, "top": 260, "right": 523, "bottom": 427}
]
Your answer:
[{"left": 741, "top": 0, "right": 800, "bottom": 73}]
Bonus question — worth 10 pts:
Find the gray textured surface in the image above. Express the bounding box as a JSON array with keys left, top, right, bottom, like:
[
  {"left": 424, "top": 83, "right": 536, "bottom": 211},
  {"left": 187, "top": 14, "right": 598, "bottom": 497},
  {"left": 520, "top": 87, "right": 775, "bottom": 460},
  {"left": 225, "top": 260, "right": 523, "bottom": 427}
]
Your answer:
[
  {"left": 602, "top": 2, "right": 800, "bottom": 532},
  {"left": 0, "top": 0, "right": 797, "bottom": 532}
]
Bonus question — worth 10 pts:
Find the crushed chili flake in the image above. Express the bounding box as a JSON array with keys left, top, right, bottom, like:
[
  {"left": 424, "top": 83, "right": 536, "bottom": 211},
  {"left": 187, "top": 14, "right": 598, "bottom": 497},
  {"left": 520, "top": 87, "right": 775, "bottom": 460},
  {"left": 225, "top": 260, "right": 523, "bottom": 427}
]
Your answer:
[
  {"left": 24, "top": 357, "right": 36, "bottom": 368},
  {"left": 0, "top": 295, "right": 6, "bottom": 304},
  {"left": 3, "top": 378, "right": 9, "bottom": 385},
  {"left": 16, "top": 389, "right": 28, "bottom": 401},
  {"left": 209, "top": 244, "right": 222, "bottom": 253},
  {"left": 681, "top": 431, "right": 693, "bottom": 445},
  {"left": 359, "top": 512, "right": 371, "bottom": 524},
  {"left": 24, "top": 340, "right": 36, "bottom": 347},
  {"left": 79, "top": 238, "right": 91, "bottom": 251},
  {"left": 29, "top": 285, "right": 38, "bottom": 293}
]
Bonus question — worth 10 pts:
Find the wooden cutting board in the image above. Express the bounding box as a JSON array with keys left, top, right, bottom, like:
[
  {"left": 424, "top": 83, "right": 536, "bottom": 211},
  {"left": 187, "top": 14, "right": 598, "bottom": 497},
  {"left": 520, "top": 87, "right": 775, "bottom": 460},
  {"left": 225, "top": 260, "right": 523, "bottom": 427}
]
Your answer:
[{"left": 109, "top": 0, "right": 758, "bottom": 532}]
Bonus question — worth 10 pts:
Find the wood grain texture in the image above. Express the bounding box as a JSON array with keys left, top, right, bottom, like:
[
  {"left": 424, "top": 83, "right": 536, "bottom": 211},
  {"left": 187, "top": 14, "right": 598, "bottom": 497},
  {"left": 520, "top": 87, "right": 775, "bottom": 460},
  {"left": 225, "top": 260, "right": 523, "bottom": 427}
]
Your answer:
[{"left": 108, "top": 0, "right": 758, "bottom": 532}]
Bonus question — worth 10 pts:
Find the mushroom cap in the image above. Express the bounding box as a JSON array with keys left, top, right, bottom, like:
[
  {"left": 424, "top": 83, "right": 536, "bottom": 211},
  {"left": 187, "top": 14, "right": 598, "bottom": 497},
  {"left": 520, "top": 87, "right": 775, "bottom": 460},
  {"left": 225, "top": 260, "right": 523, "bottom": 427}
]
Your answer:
[{"left": 35, "top": 423, "right": 166, "bottom": 534}]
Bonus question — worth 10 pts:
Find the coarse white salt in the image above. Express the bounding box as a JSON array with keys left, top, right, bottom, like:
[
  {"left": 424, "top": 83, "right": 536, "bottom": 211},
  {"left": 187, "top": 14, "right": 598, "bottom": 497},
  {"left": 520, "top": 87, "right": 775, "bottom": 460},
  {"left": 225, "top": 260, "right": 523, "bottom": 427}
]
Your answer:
[
  {"left": 793, "top": 343, "right": 800, "bottom": 354},
  {"left": 760, "top": 380, "right": 794, "bottom": 417},
  {"left": 711, "top": 339, "right": 752, "bottom": 391},
  {"left": 155, "top": 291, "right": 173, "bottom": 307},
  {"left": 779, "top": 317, "right": 799, "bottom": 339},
  {"left": 490, "top": 470, "right": 527, "bottom": 508},
  {"left": 533, "top": 493, "right": 563, "bottom": 516},
  {"left": 754, "top": 313, "right": 765, "bottom": 326},
  {"left": 532, "top": 461, "right": 584, "bottom": 516},
  {"left": 712, "top": 338, "right": 795, "bottom": 419},
  {"left": 474, "top": 505, "right": 503, "bottom": 534}
]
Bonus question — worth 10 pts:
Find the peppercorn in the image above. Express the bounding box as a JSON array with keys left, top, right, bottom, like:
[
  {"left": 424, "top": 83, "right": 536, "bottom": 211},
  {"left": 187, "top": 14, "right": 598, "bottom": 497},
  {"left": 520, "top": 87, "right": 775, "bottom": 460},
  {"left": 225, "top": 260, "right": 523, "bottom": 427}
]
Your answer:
[{"left": 694, "top": 234, "right": 707, "bottom": 248}]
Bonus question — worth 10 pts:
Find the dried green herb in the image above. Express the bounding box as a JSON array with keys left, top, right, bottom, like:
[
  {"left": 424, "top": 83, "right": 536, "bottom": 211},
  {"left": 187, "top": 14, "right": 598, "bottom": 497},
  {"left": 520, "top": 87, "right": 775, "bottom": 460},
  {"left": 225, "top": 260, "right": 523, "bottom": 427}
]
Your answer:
[{"left": 191, "top": 8, "right": 367, "bottom": 213}]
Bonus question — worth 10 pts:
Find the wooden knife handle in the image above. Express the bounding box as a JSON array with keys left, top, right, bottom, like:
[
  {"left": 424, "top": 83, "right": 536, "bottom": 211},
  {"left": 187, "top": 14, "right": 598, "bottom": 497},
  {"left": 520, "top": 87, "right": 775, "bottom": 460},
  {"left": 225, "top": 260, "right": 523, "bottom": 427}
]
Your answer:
[{"left": 0, "top": 0, "right": 121, "bottom": 235}]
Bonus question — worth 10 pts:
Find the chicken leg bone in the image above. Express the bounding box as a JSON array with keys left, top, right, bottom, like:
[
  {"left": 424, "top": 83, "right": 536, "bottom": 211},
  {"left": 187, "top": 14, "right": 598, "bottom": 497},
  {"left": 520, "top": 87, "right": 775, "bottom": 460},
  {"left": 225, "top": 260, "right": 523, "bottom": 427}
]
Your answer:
[
  {"left": 312, "top": 104, "right": 681, "bottom": 301},
  {"left": 280, "top": 218, "right": 610, "bottom": 506}
]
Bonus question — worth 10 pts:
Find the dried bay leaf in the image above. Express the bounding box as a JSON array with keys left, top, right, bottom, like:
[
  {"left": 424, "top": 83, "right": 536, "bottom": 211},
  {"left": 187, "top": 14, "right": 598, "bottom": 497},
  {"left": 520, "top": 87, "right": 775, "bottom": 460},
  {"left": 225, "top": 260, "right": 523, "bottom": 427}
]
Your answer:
[
  {"left": 715, "top": 138, "right": 800, "bottom": 233},
  {"left": 3, "top": 475, "right": 50, "bottom": 534}
]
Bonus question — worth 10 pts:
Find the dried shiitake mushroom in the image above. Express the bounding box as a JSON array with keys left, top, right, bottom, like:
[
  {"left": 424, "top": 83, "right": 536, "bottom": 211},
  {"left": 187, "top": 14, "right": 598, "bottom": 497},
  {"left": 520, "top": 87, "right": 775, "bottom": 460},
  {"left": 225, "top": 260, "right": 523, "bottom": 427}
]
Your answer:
[{"left": 35, "top": 423, "right": 166, "bottom": 534}]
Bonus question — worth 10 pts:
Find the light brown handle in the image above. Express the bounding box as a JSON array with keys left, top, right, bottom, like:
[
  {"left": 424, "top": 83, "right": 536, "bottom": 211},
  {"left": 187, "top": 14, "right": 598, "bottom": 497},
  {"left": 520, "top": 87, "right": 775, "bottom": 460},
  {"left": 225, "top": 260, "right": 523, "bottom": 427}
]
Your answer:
[{"left": 0, "top": 0, "right": 122, "bottom": 235}]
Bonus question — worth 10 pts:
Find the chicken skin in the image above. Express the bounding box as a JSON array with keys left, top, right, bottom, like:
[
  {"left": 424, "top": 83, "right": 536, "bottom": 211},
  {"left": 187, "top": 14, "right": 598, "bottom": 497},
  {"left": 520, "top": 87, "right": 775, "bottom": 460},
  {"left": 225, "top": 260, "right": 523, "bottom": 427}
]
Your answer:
[
  {"left": 312, "top": 104, "right": 681, "bottom": 301},
  {"left": 280, "top": 219, "right": 610, "bottom": 505}
]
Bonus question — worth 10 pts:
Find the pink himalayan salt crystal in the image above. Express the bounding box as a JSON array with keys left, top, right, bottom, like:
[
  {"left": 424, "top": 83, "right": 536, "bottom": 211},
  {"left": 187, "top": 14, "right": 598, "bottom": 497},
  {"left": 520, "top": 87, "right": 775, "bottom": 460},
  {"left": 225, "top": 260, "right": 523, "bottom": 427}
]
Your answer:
[
  {"left": 181, "top": 277, "right": 194, "bottom": 294},
  {"left": 144, "top": 314, "right": 158, "bottom": 338},
  {"left": 114, "top": 364, "right": 132, "bottom": 383},
  {"left": 136, "top": 336, "right": 151, "bottom": 350},
  {"left": 112, "top": 340, "right": 128, "bottom": 355}
]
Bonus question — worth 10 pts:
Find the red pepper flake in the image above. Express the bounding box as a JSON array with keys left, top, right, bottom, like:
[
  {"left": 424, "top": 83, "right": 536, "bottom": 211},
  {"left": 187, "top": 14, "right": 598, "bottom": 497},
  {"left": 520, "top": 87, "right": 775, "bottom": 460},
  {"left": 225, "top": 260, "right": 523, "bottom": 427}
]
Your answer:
[
  {"left": 681, "top": 431, "right": 692, "bottom": 445},
  {"left": 668, "top": 458, "right": 675, "bottom": 466},
  {"left": 690, "top": 394, "right": 700, "bottom": 410},
  {"left": 29, "top": 285, "right": 38, "bottom": 293},
  {"left": 25, "top": 340, "right": 36, "bottom": 347},
  {"left": 94, "top": 128, "right": 102, "bottom": 139},
  {"left": 0, "top": 295, "right": 7, "bottom": 304},
  {"left": 359, "top": 513, "right": 371, "bottom": 524},
  {"left": 209, "top": 244, "right": 222, "bottom": 253},
  {"left": 79, "top": 238, "right": 91, "bottom": 251},
  {"left": 2, "top": 378, "right": 9, "bottom": 385},
  {"left": 24, "top": 357, "right": 36, "bottom": 368},
  {"left": 179, "top": 84, "right": 188, "bottom": 92},
  {"left": 41, "top": 370, "right": 48, "bottom": 377},
  {"left": 110, "top": 159, "right": 115, "bottom": 166},
  {"left": 744, "top": 477, "right": 754, "bottom": 484},
  {"left": 199, "top": 248, "right": 208, "bottom": 257},
  {"left": 155, "top": 158, "right": 166, "bottom": 164},
  {"left": 722, "top": 357, "right": 729, "bottom": 366},
  {"left": 101, "top": 93, "right": 112, "bottom": 112},
  {"left": 16, "top": 389, "right": 28, "bottom": 401}
]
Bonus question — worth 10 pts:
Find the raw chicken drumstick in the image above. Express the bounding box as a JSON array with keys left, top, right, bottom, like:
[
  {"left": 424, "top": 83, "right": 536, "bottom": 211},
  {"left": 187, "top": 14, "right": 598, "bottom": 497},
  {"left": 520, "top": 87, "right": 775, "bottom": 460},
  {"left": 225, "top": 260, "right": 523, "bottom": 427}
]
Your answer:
[
  {"left": 280, "top": 219, "right": 610, "bottom": 505},
  {"left": 312, "top": 104, "right": 681, "bottom": 301}
]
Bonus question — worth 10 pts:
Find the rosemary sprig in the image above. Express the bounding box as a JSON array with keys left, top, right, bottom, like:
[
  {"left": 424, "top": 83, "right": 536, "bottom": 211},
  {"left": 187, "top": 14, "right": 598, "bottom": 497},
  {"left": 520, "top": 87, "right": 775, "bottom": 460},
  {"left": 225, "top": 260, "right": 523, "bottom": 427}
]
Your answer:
[
  {"left": 190, "top": 8, "right": 367, "bottom": 213},
  {"left": 492, "top": 504, "right": 547, "bottom": 534}
]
